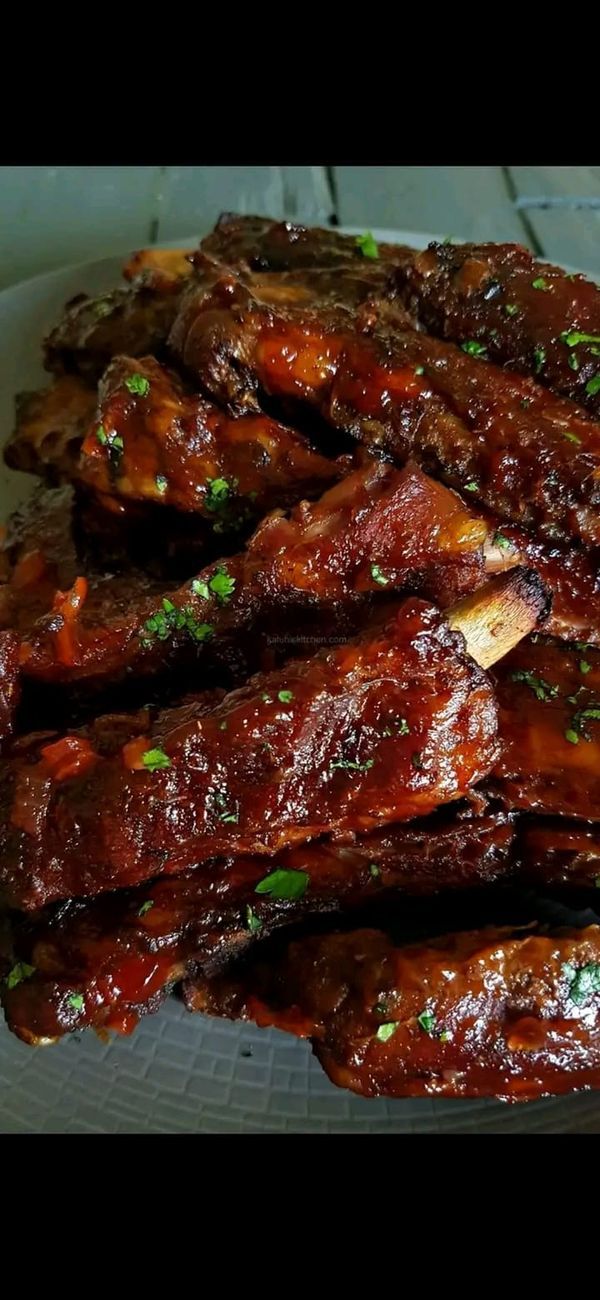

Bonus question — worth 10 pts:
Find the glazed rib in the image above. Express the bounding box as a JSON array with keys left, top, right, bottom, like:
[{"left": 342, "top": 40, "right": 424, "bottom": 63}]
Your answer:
[
  {"left": 492, "top": 635, "right": 600, "bottom": 820},
  {"left": 170, "top": 268, "right": 600, "bottom": 549},
  {"left": 185, "top": 922, "right": 600, "bottom": 1102},
  {"left": 0, "top": 810, "right": 514, "bottom": 1044},
  {"left": 200, "top": 212, "right": 414, "bottom": 273},
  {"left": 0, "top": 594, "right": 508, "bottom": 910},
  {"left": 17, "top": 458, "right": 510, "bottom": 686},
  {"left": 397, "top": 240, "right": 600, "bottom": 415}
]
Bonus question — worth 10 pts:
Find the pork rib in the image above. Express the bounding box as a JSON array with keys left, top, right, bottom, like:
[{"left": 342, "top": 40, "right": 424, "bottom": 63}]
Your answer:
[{"left": 186, "top": 922, "right": 600, "bottom": 1102}]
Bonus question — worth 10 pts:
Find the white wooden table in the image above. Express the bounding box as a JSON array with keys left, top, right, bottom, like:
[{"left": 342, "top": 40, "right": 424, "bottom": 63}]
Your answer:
[{"left": 1, "top": 165, "right": 599, "bottom": 290}]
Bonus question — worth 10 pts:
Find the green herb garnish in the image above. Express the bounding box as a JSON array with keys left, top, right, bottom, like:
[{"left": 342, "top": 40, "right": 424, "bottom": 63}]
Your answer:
[
  {"left": 532, "top": 277, "right": 550, "bottom": 291},
  {"left": 371, "top": 564, "right": 389, "bottom": 586},
  {"left": 509, "top": 670, "right": 559, "bottom": 702},
  {"left": 563, "top": 961, "right": 600, "bottom": 1006},
  {"left": 278, "top": 690, "right": 294, "bottom": 704},
  {"left": 125, "top": 373, "right": 150, "bottom": 396},
  {"left": 208, "top": 567, "right": 236, "bottom": 603},
  {"left": 5, "top": 961, "right": 35, "bottom": 990},
  {"left": 68, "top": 994, "right": 84, "bottom": 1012},
  {"left": 586, "top": 376, "right": 600, "bottom": 397},
  {"left": 255, "top": 868, "right": 309, "bottom": 900},
  {"left": 330, "top": 757, "right": 375, "bottom": 774},
  {"left": 142, "top": 598, "right": 214, "bottom": 647},
  {"left": 369, "top": 863, "right": 381, "bottom": 880},
  {"left": 205, "top": 477, "right": 235, "bottom": 511},
  {"left": 533, "top": 346, "right": 546, "bottom": 373},
  {"left": 414, "top": 365, "right": 425, "bottom": 375},
  {"left": 155, "top": 474, "right": 168, "bottom": 494},
  {"left": 494, "top": 532, "right": 511, "bottom": 550},
  {"left": 417, "top": 1010, "right": 437, "bottom": 1035},
  {"left": 461, "top": 340, "right": 487, "bottom": 358},
  {"left": 245, "top": 905, "right": 261, "bottom": 935},
  {"left": 138, "top": 900, "right": 154, "bottom": 918},
  {"left": 142, "top": 747, "right": 171, "bottom": 772},
  {"left": 463, "top": 481, "right": 478, "bottom": 492},
  {"left": 568, "top": 353, "right": 580, "bottom": 371},
  {"left": 563, "top": 431, "right": 581, "bottom": 445},
  {"left": 376, "top": 1022, "right": 398, "bottom": 1042},
  {"left": 565, "top": 728, "right": 579, "bottom": 745},
  {"left": 560, "top": 330, "right": 600, "bottom": 347},
  {"left": 504, "top": 304, "right": 518, "bottom": 316},
  {"left": 580, "top": 660, "right": 591, "bottom": 674},
  {"left": 191, "top": 579, "right": 210, "bottom": 599},
  {"left": 355, "top": 231, "right": 379, "bottom": 260}
]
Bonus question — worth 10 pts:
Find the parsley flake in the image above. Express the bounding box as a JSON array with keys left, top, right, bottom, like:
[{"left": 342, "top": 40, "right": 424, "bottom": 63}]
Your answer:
[
  {"left": 494, "top": 532, "right": 511, "bottom": 550},
  {"left": 208, "top": 567, "right": 236, "bottom": 603},
  {"left": 191, "top": 579, "right": 210, "bottom": 599},
  {"left": 463, "top": 481, "right": 478, "bottom": 492},
  {"left": 414, "top": 365, "right": 425, "bottom": 375},
  {"left": 533, "top": 346, "right": 546, "bottom": 373},
  {"left": 504, "top": 304, "right": 518, "bottom": 316},
  {"left": 125, "top": 373, "right": 150, "bottom": 397},
  {"left": 560, "top": 330, "right": 600, "bottom": 348},
  {"left": 68, "top": 994, "right": 84, "bottom": 1012},
  {"left": 461, "top": 340, "right": 487, "bottom": 358},
  {"left": 369, "top": 862, "right": 381, "bottom": 880},
  {"left": 138, "top": 900, "right": 154, "bottom": 918},
  {"left": 568, "top": 353, "right": 580, "bottom": 371},
  {"left": 563, "top": 961, "right": 600, "bottom": 1006},
  {"left": 355, "top": 231, "right": 379, "bottom": 260},
  {"left": 580, "top": 660, "right": 591, "bottom": 675},
  {"left": 5, "top": 961, "right": 35, "bottom": 990},
  {"left": 330, "top": 757, "right": 375, "bottom": 774},
  {"left": 255, "top": 868, "right": 308, "bottom": 900},
  {"left": 156, "top": 474, "right": 168, "bottom": 494},
  {"left": 245, "top": 905, "right": 261, "bottom": 935},
  {"left": 563, "top": 431, "right": 581, "bottom": 445},
  {"left": 586, "top": 375, "right": 600, "bottom": 397},
  {"left": 142, "top": 747, "right": 171, "bottom": 772},
  {"left": 532, "top": 277, "right": 550, "bottom": 291},
  {"left": 371, "top": 564, "right": 389, "bottom": 586},
  {"left": 278, "top": 690, "right": 294, "bottom": 704},
  {"left": 376, "top": 1022, "right": 398, "bottom": 1042},
  {"left": 565, "top": 728, "right": 579, "bottom": 745},
  {"left": 417, "top": 1010, "right": 437, "bottom": 1035},
  {"left": 205, "top": 477, "right": 235, "bottom": 511},
  {"left": 509, "top": 670, "right": 559, "bottom": 702}
]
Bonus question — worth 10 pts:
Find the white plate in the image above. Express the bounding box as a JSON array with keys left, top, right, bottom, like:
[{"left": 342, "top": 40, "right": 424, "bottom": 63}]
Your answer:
[{"left": 1, "top": 228, "right": 599, "bottom": 1134}]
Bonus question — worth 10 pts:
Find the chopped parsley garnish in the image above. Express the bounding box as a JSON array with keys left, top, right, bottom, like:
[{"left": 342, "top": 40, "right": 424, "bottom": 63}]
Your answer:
[
  {"left": 125, "top": 373, "right": 150, "bottom": 397},
  {"left": 355, "top": 231, "right": 379, "bottom": 260},
  {"left": 369, "top": 862, "right": 381, "bottom": 880},
  {"left": 277, "top": 690, "right": 294, "bottom": 704},
  {"left": 568, "top": 353, "right": 580, "bottom": 371},
  {"left": 414, "top": 365, "right": 425, "bottom": 375},
  {"left": 562, "top": 431, "right": 581, "bottom": 445},
  {"left": 371, "top": 564, "right": 389, "bottom": 586},
  {"left": 586, "top": 375, "right": 600, "bottom": 397},
  {"left": 219, "top": 811, "right": 239, "bottom": 823},
  {"left": 330, "top": 757, "right": 375, "bottom": 774},
  {"left": 212, "top": 791, "right": 238, "bottom": 823},
  {"left": 520, "top": 397, "right": 532, "bottom": 409},
  {"left": 569, "top": 706, "right": 600, "bottom": 742},
  {"left": 376, "top": 1022, "right": 398, "bottom": 1042},
  {"left": 142, "top": 597, "right": 214, "bottom": 646},
  {"left": 504, "top": 304, "right": 518, "bottom": 316},
  {"left": 533, "top": 346, "right": 546, "bottom": 373},
  {"left": 560, "top": 330, "right": 600, "bottom": 348},
  {"left": 463, "top": 481, "right": 478, "bottom": 492},
  {"left": 509, "top": 670, "right": 558, "bottom": 702},
  {"left": 156, "top": 474, "right": 168, "bottom": 494},
  {"left": 219, "top": 720, "right": 228, "bottom": 731},
  {"left": 94, "top": 299, "right": 113, "bottom": 318},
  {"left": 417, "top": 1010, "right": 437, "bottom": 1035},
  {"left": 245, "top": 905, "right": 261, "bottom": 935},
  {"left": 138, "top": 900, "right": 154, "bottom": 917},
  {"left": 461, "top": 340, "right": 487, "bottom": 358},
  {"left": 208, "top": 566, "right": 236, "bottom": 604},
  {"left": 255, "top": 868, "right": 309, "bottom": 900},
  {"left": 580, "top": 660, "right": 591, "bottom": 674},
  {"left": 96, "top": 424, "right": 124, "bottom": 460},
  {"left": 532, "top": 277, "right": 550, "bottom": 291},
  {"left": 191, "top": 578, "right": 210, "bottom": 599},
  {"left": 68, "top": 994, "right": 84, "bottom": 1012},
  {"left": 5, "top": 961, "right": 35, "bottom": 990},
  {"left": 565, "top": 728, "right": 579, "bottom": 745},
  {"left": 494, "top": 532, "right": 511, "bottom": 550},
  {"left": 205, "top": 477, "right": 235, "bottom": 511},
  {"left": 397, "top": 718, "right": 410, "bottom": 736},
  {"left": 142, "top": 747, "right": 171, "bottom": 772},
  {"left": 563, "top": 961, "right": 600, "bottom": 1006}
]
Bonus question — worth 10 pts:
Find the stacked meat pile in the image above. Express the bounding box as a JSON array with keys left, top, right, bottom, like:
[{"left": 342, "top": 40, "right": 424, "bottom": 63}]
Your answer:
[{"left": 1, "top": 215, "right": 600, "bottom": 1103}]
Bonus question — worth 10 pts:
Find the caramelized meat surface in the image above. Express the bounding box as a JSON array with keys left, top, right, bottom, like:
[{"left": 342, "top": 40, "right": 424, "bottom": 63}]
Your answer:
[
  {"left": 200, "top": 212, "right": 414, "bottom": 272},
  {"left": 399, "top": 241, "right": 600, "bottom": 415},
  {"left": 492, "top": 636, "right": 600, "bottom": 819},
  {"left": 5, "top": 377, "right": 96, "bottom": 479},
  {"left": 17, "top": 459, "right": 502, "bottom": 686},
  {"left": 44, "top": 272, "right": 185, "bottom": 381},
  {"left": 171, "top": 270, "right": 600, "bottom": 548},
  {"left": 0, "top": 600, "right": 500, "bottom": 909},
  {"left": 187, "top": 922, "right": 600, "bottom": 1101},
  {"left": 78, "top": 354, "right": 338, "bottom": 516},
  {"left": 0, "top": 811, "right": 514, "bottom": 1043}
]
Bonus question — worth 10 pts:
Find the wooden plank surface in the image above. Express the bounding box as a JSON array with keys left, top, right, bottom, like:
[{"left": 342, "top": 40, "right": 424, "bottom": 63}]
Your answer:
[{"left": 334, "top": 166, "right": 526, "bottom": 242}]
